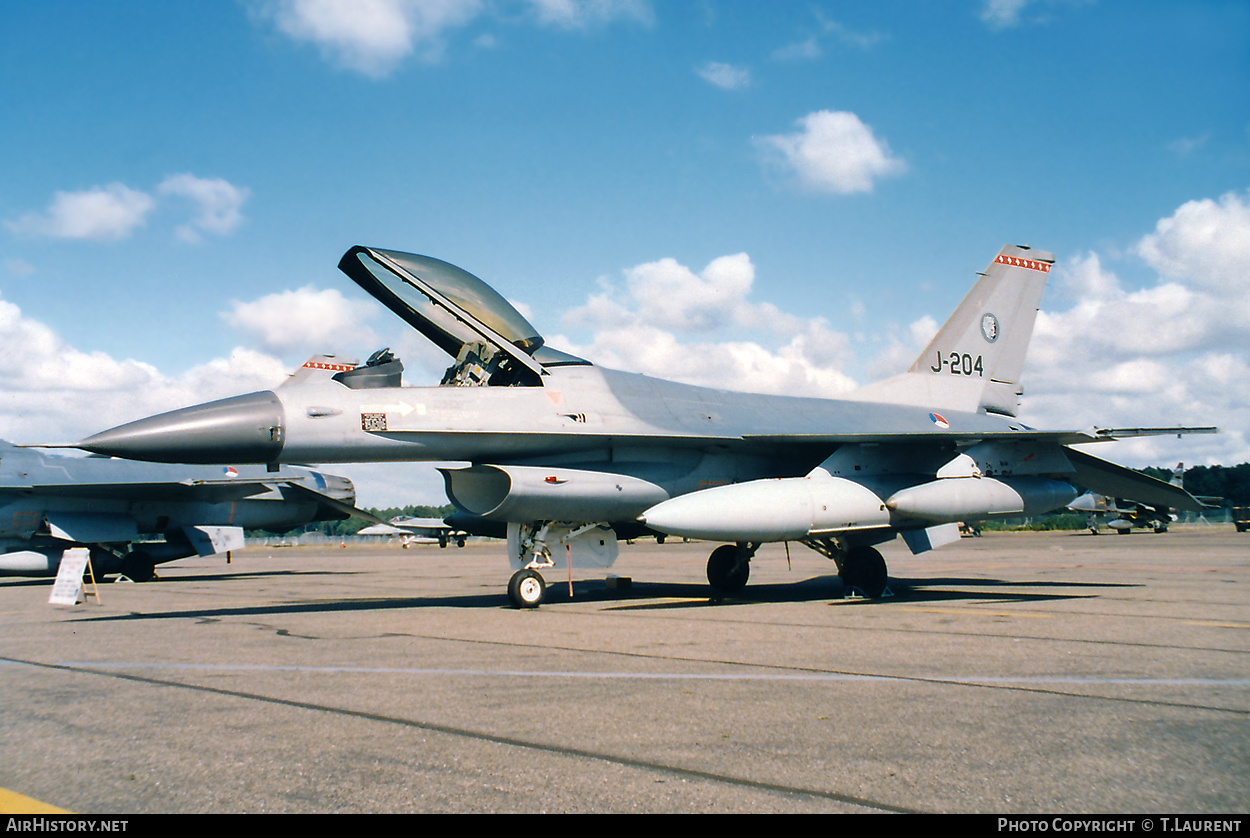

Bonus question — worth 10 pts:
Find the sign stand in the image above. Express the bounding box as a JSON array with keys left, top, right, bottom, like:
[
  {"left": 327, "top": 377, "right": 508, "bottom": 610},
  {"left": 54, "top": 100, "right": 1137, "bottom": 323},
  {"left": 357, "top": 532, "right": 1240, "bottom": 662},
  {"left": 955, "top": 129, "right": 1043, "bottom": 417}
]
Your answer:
[{"left": 48, "top": 548, "right": 100, "bottom": 606}]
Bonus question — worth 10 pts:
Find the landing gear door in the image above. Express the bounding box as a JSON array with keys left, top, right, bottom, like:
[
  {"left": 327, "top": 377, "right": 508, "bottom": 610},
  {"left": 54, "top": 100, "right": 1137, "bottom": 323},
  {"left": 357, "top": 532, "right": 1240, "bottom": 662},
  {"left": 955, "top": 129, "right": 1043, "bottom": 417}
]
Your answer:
[{"left": 507, "top": 522, "right": 620, "bottom": 570}]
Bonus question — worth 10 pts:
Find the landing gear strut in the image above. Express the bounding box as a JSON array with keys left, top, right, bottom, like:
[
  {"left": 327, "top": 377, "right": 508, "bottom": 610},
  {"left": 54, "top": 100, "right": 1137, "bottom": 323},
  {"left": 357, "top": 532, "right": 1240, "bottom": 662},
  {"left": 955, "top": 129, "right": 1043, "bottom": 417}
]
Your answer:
[{"left": 706, "top": 543, "right": 755, "bottom": 594}]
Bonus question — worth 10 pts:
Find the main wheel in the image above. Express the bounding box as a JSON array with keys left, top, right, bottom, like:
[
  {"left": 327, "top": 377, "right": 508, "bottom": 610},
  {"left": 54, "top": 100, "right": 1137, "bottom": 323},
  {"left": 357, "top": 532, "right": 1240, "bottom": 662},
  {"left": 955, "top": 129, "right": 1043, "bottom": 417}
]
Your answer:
[
  {"left": 706, "top": 544, "right": 750, "bottom": 593},
  {"left": 840, "top": 546, "right": 888, "bottom": 598},
  {"left": 120, "top": 550, "right": 156, "bottom": 583},
  {"left": 508, "top": 568, "right": 546, "bottom": 609}
]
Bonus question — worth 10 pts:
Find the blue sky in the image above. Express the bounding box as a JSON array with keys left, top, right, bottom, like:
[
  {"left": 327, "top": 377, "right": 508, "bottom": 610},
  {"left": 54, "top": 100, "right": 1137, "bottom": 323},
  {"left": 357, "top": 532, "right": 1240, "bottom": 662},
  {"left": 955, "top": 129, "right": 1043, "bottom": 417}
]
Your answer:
[{"left": 2, "top": 1, "right": 1247, "bottom": 506}]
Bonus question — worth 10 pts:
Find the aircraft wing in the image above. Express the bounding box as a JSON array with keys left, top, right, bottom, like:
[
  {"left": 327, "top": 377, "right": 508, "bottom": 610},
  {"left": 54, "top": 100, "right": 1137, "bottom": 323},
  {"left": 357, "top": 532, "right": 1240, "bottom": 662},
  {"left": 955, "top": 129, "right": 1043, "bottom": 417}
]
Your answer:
[
  {"left": 370, "top": 427, "right": 1098, "bottom": 451},
  {"left": 357, "top": 519, "right": 459, "bottom": 537},
  {"left": 741, "top": 428, "right": 1100, "bottom": 446},
  {"left": 1064, "top": 448, "right": 1206, "bottom": 512},
  {"left": 45, "top": 512, "right": 140, "bottom": 543},
  {"left": 745, "top": 426, "right": 1219, "bottom": 446},
  {"left": 1085, "top": 426, "right": 1218, "bottom": 439},
  {"left": 10, "top": 477, "right": 288, "bottom": 504}
]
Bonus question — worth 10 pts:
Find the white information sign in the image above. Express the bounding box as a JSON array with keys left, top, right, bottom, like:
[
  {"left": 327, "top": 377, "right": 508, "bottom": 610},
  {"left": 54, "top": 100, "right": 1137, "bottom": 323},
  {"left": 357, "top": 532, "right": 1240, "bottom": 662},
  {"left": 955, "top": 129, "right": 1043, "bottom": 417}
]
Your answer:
[{"left": 48, "top": 548, "right": 91, "bottom": 606}]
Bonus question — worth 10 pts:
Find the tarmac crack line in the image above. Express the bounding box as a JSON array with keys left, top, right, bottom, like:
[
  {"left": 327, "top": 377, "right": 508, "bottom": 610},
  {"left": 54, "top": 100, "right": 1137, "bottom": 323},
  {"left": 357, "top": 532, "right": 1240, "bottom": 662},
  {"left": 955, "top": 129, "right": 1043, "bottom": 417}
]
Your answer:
[
  {"left": 0, "top": 655, "right": 921, "bottom": 815},
  {"left": 335, "top": 633, "right": 1250, "bottom": 717}
]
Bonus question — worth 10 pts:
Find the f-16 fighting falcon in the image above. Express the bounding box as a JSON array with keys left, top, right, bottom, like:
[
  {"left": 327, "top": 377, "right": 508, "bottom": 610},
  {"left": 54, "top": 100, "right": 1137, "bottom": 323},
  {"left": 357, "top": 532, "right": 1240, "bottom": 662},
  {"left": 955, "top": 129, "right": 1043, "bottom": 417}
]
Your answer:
[
  {"left": 53, "top": 244, "right": 1214, "bottom": 606},
  {"left": 0, "top": 441, "right": 354, "bottom": 580},
  {"left": 357, "top": 515, "right": 469, "bottom": 548}
]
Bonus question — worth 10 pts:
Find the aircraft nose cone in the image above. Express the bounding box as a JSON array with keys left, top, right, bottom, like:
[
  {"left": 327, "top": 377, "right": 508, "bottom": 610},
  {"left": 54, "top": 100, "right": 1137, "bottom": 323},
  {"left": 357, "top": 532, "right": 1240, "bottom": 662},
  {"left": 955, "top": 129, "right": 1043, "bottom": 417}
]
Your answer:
[{"left": 77, "top": 391, "right": 286, "bottom": 464}]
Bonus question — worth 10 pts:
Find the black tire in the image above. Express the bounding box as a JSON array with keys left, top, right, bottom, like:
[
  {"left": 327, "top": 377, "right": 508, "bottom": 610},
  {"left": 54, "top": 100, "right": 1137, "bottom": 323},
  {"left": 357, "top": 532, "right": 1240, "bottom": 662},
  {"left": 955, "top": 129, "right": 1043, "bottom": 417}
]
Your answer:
[
  {"left": 841, "top": 546, "right": 888, "bottom": 598},
  {"left": 508, "top": 569, "right": 545, "bottom": 609},
  {"left": 120, "top": 550, "right": 156, "bottom": 583},
  {"left": 706, "top": 544, "right": 750, "bottom": 593}
]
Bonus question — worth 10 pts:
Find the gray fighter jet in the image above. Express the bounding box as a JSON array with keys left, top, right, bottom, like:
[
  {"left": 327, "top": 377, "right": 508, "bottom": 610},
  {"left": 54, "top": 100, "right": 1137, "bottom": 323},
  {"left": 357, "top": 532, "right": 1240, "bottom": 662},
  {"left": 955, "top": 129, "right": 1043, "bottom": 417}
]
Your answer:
[
  {"left": 357, "top": 515, "right": 469, "bottom": 548},
  {"left": 0, "top": 441, "right": 354, "bottom": 580},
  {"left": 57, "top": 245, "right": 1213, "bottom": 606},
  {"left": 1068, "top": 463, "right": 1218, "bottom": 534}
]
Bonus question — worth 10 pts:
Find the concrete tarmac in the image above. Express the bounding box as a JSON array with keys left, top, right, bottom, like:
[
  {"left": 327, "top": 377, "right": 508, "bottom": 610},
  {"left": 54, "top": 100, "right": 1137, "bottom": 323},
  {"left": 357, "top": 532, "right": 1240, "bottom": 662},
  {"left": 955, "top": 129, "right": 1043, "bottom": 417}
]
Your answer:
[{"left": 1, "top": 528, "right": 1247, "bottom": 814}]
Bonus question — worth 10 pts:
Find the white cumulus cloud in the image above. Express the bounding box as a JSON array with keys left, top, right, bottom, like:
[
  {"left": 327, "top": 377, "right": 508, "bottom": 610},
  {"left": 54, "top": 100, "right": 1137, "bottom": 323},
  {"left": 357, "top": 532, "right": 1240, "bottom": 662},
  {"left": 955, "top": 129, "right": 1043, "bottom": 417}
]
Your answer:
[
  {"left": 158, "top": 174, "right": 251, "bottom": 242},
  {"left": 524, "top": 0, "right": 652, "bottom": 29},
  {"left": 1019, "top": 193, "right": 1250, "bottom": 466},
  {"left": 6, "top": 183, "right": 155, "bottom": 241},
  {"left": 980, "top": 0, "right": 1033, "bottom": 28},
  {"left": 254, "top": 0, "right": 651, "bottom": 77},
  {"left": 696, "top": 61, "right": 750, "bottom": 90},
  {"left": 256, "top": 0, "right": 485, "bottom": 75},
  {"left": 559, "top": 252, "right": 856, "bottom": 397},
  {"left": 0, "top": 294, "right": 288, "bottom": 445},
  {"left": 1134, "top": 190, "right": 1250, "bottom": 293},
  {"left": 757, "top": 110, "right": 906, "bottom": 195},
  {"left": 8, "top": 175, "right": 250, "bottom": 243},
  {"left": 223, "top": 285, "right": 380, "bottom": 357}
]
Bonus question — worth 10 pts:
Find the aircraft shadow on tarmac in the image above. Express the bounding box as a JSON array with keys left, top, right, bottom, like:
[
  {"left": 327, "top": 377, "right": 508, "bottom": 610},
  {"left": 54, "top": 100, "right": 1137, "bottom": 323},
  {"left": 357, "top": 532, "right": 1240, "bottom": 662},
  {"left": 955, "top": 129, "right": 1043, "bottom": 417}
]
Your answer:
[
  {"left": 66, "top": 573, "right": 1134, "bottom": 622},
  {"left": 594, "top": 574, "right": 1131, "bottom": 611},
  {"left": 0, "top": 569, "right": 365, "bottom": 588},
  {"left": 156, "top": 569, "right": 370, "bottom": 583}
]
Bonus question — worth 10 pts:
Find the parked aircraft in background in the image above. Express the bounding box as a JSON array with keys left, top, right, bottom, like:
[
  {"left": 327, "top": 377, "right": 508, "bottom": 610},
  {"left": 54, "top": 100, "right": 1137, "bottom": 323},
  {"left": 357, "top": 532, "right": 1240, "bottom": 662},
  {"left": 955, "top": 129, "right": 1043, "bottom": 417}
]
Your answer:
[
  {"left": 357, "top": 515, "right": 468, "bottom": 548},
  {"left": 1069, "top": 463, "right": 1220, "bottom": 534},
  {"left": 54, "top": 244, "right": 1213, "bottom": 606},
  {"left": 0, "top": 441, "right": 354, "bottom": 580}
]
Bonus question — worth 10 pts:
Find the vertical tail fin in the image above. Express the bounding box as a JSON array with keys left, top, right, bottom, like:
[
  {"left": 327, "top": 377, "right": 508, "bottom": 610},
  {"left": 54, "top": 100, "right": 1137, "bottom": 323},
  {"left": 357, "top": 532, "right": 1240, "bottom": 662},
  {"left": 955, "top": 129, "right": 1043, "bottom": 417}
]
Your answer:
[{"left": 853, "top": 244, "right": 1053, "bottom": 417}]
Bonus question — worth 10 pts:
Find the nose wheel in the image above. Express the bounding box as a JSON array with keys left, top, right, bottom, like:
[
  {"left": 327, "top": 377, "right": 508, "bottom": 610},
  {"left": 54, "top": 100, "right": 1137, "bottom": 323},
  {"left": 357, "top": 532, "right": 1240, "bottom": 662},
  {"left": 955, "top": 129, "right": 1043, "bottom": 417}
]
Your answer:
[{"left": 508, "top": 568, "right": 546, "bottom": 609}]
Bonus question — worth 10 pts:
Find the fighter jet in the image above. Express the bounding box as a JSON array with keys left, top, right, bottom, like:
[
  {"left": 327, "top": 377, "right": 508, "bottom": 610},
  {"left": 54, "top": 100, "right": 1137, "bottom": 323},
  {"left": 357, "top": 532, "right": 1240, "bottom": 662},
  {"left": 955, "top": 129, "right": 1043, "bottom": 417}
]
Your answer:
[
  {"left": 0, "top": 441, "right": 354, "bottom": 580},
  {"left": 1069, "top": 463, "right": 1217, "bottom": 534},
  {"left": 357, "top": 515, "right": 469, "bottom": 548},
  {"left": 56, "top": 244, "right": 1213, "bottom": 606}
]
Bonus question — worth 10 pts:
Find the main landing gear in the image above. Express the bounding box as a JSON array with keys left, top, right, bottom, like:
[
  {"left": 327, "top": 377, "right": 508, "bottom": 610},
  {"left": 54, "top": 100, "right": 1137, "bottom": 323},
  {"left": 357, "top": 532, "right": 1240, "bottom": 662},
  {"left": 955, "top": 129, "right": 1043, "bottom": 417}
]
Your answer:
[
  {"left": 704, "top": 540, "right": 890, "bottom": 600},
  {"left": 119, "top": 549, "right": 158, "bottom": 583},
  {"left": 838, "top": 545, "right": 889, "bottom": 599},
  {"left": 798, "top": 537, "right": 891, "bottom": 599},
  {"left": 706, "top": 543, "right": 755, "bottom": 594}
]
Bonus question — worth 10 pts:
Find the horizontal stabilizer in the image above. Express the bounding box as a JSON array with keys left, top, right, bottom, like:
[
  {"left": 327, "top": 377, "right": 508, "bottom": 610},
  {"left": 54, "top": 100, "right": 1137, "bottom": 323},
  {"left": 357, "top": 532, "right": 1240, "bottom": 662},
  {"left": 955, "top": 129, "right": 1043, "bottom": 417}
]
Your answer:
[
  {"left": 1065, "top": 448, "right": 1205, "bottom": 512},
  {"left": 277, "top": 480, "right": 392, "bottom": 526}
]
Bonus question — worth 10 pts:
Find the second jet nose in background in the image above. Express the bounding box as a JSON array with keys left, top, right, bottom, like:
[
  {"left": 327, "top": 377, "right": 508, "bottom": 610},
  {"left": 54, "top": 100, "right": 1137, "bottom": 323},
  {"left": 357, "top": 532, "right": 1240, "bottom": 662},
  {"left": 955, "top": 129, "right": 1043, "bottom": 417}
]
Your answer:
[{"left": 77, "top": 391, "right": 287, "bottom": 464}]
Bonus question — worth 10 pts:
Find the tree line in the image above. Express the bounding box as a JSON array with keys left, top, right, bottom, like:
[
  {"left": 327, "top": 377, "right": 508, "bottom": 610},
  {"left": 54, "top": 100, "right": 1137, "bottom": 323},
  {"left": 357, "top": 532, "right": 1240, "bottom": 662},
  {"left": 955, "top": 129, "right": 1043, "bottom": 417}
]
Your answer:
[{"left": 1142, "top": 463, "right": 1250, "bottom": 507}]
